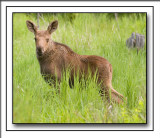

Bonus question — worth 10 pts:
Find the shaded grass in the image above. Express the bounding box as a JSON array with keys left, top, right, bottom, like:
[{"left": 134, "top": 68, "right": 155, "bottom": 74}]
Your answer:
[{"left": 13, "top": 13, "right": 146, "bottom": 123}]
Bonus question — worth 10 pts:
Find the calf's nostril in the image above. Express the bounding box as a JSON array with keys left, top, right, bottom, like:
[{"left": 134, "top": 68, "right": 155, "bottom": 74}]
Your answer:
[
  {"left": 36, "top": 47, "right": 43, "bottom": 55},
  {"left": 38, "top": 48, "right": 41, "bottom": 52}
]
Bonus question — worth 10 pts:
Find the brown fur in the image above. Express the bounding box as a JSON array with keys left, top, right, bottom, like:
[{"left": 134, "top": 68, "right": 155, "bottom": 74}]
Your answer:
[{"left": 26, "top": 20, "right": 125, "bottom": 104}]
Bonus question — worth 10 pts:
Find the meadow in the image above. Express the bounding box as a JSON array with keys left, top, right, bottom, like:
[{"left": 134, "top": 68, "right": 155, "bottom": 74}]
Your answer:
[{"left": 13, "top": 13, "right": 146, "bottom": 123}]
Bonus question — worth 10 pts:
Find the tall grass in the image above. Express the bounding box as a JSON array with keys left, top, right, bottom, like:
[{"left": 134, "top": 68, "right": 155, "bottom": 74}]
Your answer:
[{"left": 13, "top": 13, "right": 146, "bottom": 123}]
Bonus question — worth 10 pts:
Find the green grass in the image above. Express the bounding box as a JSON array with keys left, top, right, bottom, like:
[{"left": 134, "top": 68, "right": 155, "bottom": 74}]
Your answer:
[{"left": 13, "top": 13, "right": 146, "bottom": 123}]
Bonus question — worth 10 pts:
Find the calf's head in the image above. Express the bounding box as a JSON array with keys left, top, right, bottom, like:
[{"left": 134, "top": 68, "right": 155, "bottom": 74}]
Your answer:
[{"left": 26, "top": 20, "right": 58, "bottom": 56}]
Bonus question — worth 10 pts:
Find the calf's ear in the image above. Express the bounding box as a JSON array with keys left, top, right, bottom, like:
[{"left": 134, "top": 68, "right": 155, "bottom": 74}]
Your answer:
[
  {"left": 26, "top": 20, "right": 37, "bottom": 34},
  {"left": 47, "top": 20, "right": 58, "bottom": 34}
]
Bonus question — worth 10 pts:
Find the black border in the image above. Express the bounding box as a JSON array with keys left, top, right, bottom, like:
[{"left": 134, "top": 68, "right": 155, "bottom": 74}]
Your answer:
[
  {"left": 152, "top": 5, "right": 154, "bottom": 131},
  {"left": 1, "top": 0, "right": 160, "bottom": 1},
  {"left": 6, "top": 5, "right": 8, "bottom": 132},
  {"left": 0, "top": 2, "right": 1, "bottom": 138},
  {"left": 6, "top": 6, "right": 154, "bottom": 131}
]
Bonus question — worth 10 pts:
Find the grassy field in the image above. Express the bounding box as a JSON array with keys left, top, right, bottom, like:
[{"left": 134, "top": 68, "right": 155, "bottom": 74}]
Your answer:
[{"left": 13, "top": 13, "right": 146, "bottom": 123}]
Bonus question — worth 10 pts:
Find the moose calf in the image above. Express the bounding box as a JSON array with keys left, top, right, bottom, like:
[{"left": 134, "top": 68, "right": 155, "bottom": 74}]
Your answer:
[{"left": 26, "top": 20, "right": 125, "bottom": 104}]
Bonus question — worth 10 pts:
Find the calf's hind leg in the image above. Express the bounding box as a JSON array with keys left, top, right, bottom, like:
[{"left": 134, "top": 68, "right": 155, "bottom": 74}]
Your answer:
[
  {"left": 100, "top": 81, "right": 124, "bottom": 104},
  {"left": 98, "top": 64, "right": 124, "bottom": 104}
]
